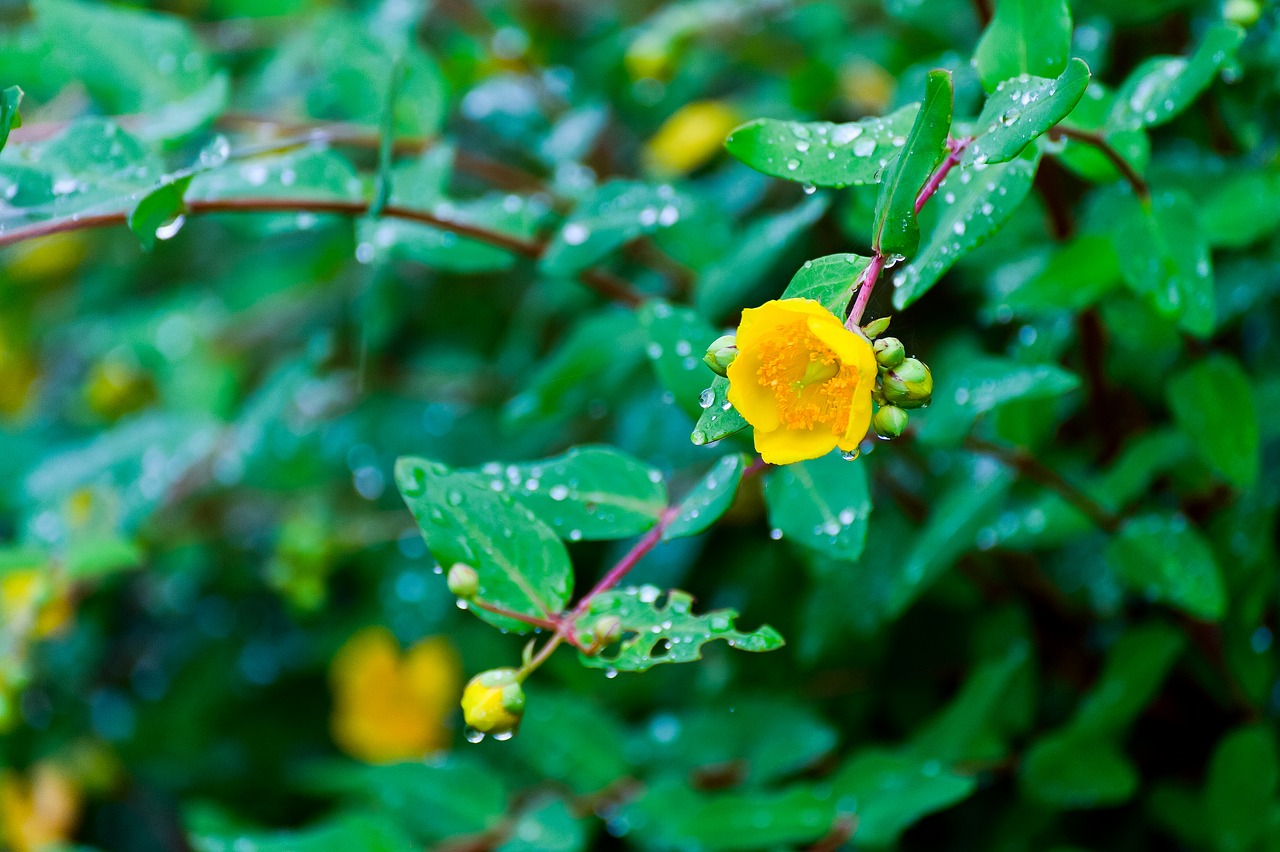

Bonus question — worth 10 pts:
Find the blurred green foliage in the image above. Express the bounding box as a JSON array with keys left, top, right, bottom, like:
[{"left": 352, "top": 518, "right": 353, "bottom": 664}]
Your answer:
[{"left": 0, "top": 0, "right": 1278, "bottom": 849}]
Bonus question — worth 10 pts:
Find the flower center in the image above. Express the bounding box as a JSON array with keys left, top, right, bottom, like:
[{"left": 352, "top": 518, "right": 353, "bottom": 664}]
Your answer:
[{"left": 756, "top": 320, "right": 857, "bottom": 432}]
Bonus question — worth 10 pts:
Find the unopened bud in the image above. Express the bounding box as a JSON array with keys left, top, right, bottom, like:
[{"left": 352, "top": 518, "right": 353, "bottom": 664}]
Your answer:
[
  {"left": 447, "top": 563, "right": 479, "bottom": 599},
  {"left": 462, "top": 668, "right": 525, "bottom": 735},
  {"left": 872, "top": 404, "right": 909, "bottom": 439},
  {"left": 873, "top": 337, "right": 905, "bottom": 368},
  {"left": 593, "top": 615, "right": 624, "bottom": 646},
  {"left": 861, "top": 316, "right": 891, "bottom": 339},
  {"left": 703, "top": 334, "right": 738, "bottom": 376},
  {"left": 880, "top": 358, "right": 933, "bottom": 409}
]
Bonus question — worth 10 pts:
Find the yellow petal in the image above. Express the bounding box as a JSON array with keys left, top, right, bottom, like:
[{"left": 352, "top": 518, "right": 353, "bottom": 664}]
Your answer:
[
  {"left": 754, "top": 424, "right": 839, "bottom": 465},
  {"left": 725, "top": 346, "right": 780, "bottom": 432},
  {"left": 838, "top": 384, "right": 874, "bottom": 450},
  {"left": 805, "top": 315, "right": 877, "bottom": 377}
]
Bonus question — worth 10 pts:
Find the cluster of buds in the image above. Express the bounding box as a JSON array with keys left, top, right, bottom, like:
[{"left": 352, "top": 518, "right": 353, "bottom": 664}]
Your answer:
[{"left": 862, "top": 317, "right": 932, "bottom": 439}]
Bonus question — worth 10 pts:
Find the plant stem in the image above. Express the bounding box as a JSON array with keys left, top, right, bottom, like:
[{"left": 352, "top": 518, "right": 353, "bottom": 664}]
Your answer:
[
  {"left": 845, "top": 136, "right": 972, "bottom": 329},
  {"left": 469, "top": 599, "right": 563, "bottom": 632},
  {"left": 1048, "top": 126, "right": 1151, "bottom": 202},
  {"left": 516, "top": 633, "right": 564, "bottom": 681},
  {"left": 0, "top": 196, "right": 645, "bottom": 306},
  {"left": 570, "top": 505, "right": 681, "bottom": 619}
]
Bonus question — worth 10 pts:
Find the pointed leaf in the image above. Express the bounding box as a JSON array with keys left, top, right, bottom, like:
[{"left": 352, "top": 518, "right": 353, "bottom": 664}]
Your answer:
[
  {"left": 1106, "top": 514, "right": 1226, "bottom": 621},
  {"left": 764, "top": 451, "right": 871, "bottom": 562},
  {"left": 1167, "top": 354, "right": 1259, "bottom": 489},
  {"left": 967, "top": 59, "right": 1091, "bottom": 164},
  {"left": 829, "top": 750, "right": 977, "bottom": 846},
  {"left": 540, "top": 180, "right": 694, "bottom": 276},
  {"left": 638, "top": 301, "right": 721, "bottom": 420},
  {"left": 973, "top": 0, "right": 1072, "bottom": 92},
  {"left": 691, "top": 376, "right": 749, "bottom": 445},
  {"left": 664, "top": 453, "right": 748, "bottom": 541},
  {"left": 1110, "top": 23, "right": 1245, "bottom": 130},
  {"left": 0, "top": 86, "right": 22, "bottom": 154},
  {"left": 780, "top": 253, "right": 871, "bottom": 315},
  {"left": 127, "top": 175, "right": 192, "bottom": 251}
]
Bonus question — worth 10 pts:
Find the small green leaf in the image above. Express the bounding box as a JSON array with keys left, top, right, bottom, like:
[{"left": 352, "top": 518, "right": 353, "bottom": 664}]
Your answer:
[
  {"left": 127, "top": 175, "right": 192, "bottom": 251},
  {"left": 916, "top": 355, "right": 1080, "bottom": 444},
  {"left": 0, "top": 86, "right": 22, "bottom": 153},
  {"left": 64, "top": 536, "right": 143, "bottom": 579},
  {"left": 395, "top": 457, "right": 572, "bottom": 631},
  {"left": 780, "top": 253, "right": 871, "bottom": 315},
  {"left": 497, "top": 797, "right": 585, "bottom": 852},
  {"left": 638, "top": 301, "right": 721, "bottom": 420},
  {"left": 967, "top": 59, "right": 1091, "bottom": 164},
  {"left": 829, "top": 749, "right": 977, "bottom": 846},
  {"left": 994, "top": 234, "right": 1122, "bottom": 316},
  {"left": 464, "top": 446, "right": 667, "bottom": 542},
  {"left": 893, "top": 147, "right": 1041, "bottom": 309},
  {"left": 358, "top": 196, "right": 540, "bottom": 272},
  {"left": 691, "top": 375, "right": 749, "bottom": 445},
  {"left": 1200, "top": 170, "right": 1280, "bottom": 249},
  {"left": 1110, "top": 188, "right": 1215, "bottom": 338},
  {"left": 872, "top": 70, "right": 953, "bottom": 257},
  {"left": 1167, "top": 354, "right": 1259, "bottom": 489},
  {"left": 339, "top": 758, "right": 508, "bottom": 843},
  {"left": 1106, "top": 514, "right": 1226, "bottom": 621},
  {"left": 664, "top": 453, "right": 747, "bottom": 541},
  {"left": 1021, "top": 733, "right": 1139, "bottom": 809},
  {"left": 724, "top": 105, "right": 920, "bottom": 187},
  {"left": 574, "top": 586, "right": 783, "bottom": 672},
  {"left": 973, "top": 0, "right": 1072, "bottom": 92},
  {"left": 764, "top": 451, "right": 871, "bottom": 562},
  {"left": 1110, "top": 23, "right": 1245, "bottom": 130},
  {"left": 511, "top": 692, "right": 630, "bottom": 795},
  {"left": 1067, "top": 623, "right": 1184, "bottom": 739},
  {"left": 910, "top": 641, "right": 1031, "bottom": 764},
  {"left": 1206, "top": 726, "right": 1279, "bottom": 852},
  {"left": 189, "top": 149, "right": 363, "bottom": 202},
  {"left": 540, "top": 180, "right": 694, "bottom": 276}
]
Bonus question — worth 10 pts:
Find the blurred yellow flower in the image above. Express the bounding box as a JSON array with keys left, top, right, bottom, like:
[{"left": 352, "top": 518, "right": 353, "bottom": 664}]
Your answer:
[
  {"left": 0, "top": 763, "right": 81, "bottom": 852},
  {"left": 726, "top": 299, "right": 878, "bottom": 465},
  {"left": 644, "top": 100, "right": 739, "bottom": 176},
  {"left": 0, "top": 329, "right": 37, "bottom": 417},
  {"left": 840, "top": 60, "right": 896, "bottom": 116},
  {"left": 83, "top": 358, "right": 155, "bottom": 421},
  {"left": 4, "top": 233, "right": 89, "bottom": 283},
  {"left": 0, "top": 568, "right": 73, "bottom": 640},
  {"left": 329, "top": 627, "right": 461, "bottom": 763}
]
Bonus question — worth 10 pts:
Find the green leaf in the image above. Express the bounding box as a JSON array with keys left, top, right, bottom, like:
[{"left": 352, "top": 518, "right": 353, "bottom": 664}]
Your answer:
[
  {"left": 691, "top": 375, "right": 749, "bottom": 445},
  {"left": 464, "top": 446, "right": 667, "bottom": 542},
  {"left": 1067, "top": 623, "right": 1184, "bottom": 739},
  {"left": 893, "top": 146, "right": 1041, "bottom": 309},
  {"left": 663, "top": 453, "right": 747, "bottom": 541},
  {"left": 395, "top": 457, "right": 572, "bottom": 631},
  {"left": 540, "top": 180, "right": 695, "bottom": 276},
  {"left": 973, "top": 0, "right": 1072, "bottom": 92},
  {"left": 64, "top": 536, "right": 143, "bottom": 579},
  {"left": 967, "top": 59, "right": 1091, "bottom": 164},
  {"left": 358, "top": 196, "right": 540, "bottom": 273},
  {"left": 695, "top": 196, "right": 830, "bottom": 321},
  {"left": 1110, "top": 23, "right": 1245, "bottom": 130},
  {"left": 1110, "top": 188, "right": 1215, "bottom": 338},
  {"left": 872, "top": 70, "right": 953, "bottom": 258},
  {"left": 1166, "top": 354, "right": 1260, "bottom": 489},
  {"left": 909, "top": 641, "right": 1031, "bottom": 764},
  {"left": 994, "top": 234, "right": 1122, "bottom": 316},
  {"left": 780, "top": 253, "right": 871, "bottom": 315},
  {"left": 829, "top": 749, "right": 977, "bottom": 846},
  {"left": 916, "top": 355, "right": 1080, "bottom": 444},
  {"left": 764, "top": 451, "right": 871, "bottom": 562},
  {"left": 511, "top": 692, "right": 630, "bottom": 795},
  {"left": 1200, "top": 170, "right": 1280, "bottom": 249},
  {"left": 638, "top": 301, "right": 721, "bottom": 420},
  {"left": 0, "top": 86, "right": 22, "bottom": 153},
  {"left": 193, "top": 814, "right": 419, "bottom": 852},
  {"left": 1054, "top": 82, "right": 1151, "bottom": 184},
  {"left": 1106, "top": 514, "right": 1226, "bottom": 621},
  {"left": 1021, "top": 733, "right": 1139, "bottom": 809},
  {"left": 1206, "top": 726, "right": 1279, "bottom": 852},
  {"left": 189, "top": 149, "right": 363, "bottom": 203},
  {"left": 573, "top": 586, "right": 783, "bottom": 672},
  {"left": 724, "top": 105, "right": 920, "bottom": 187},
  {"left": 344, "top": 759, "right": 508, "bottom": 843},
  {"left": 497, "top": 797, "right": 586, "bottom": 852},
  {"left": 127, "top": 176, "right": 192, "bottom": 251}
]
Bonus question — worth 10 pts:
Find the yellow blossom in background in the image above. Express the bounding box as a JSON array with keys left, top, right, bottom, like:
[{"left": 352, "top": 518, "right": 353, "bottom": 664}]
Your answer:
[
  {"left": 0, "top": 763, "right": 81, "bottom": 852},
  {"left": 644, "top": 100, "right": 739, "bottom": 176},
  {"left": 329, "top": 626, "right": 461, "bottom": 763},
  {"left": 840, "top": 59, "right": 896, "bottom": 116},
  {"left": 0, "top": 569, "right": 73, "bottom": 640},
  {"left": 4, "top": 233, "right": 89, "bottom": 283},
  {"left": 0, "top": 328, "right": 37, "bottom": 417},
  {"left": 727, "top": 299, "right": 878, "bottom": 465}
]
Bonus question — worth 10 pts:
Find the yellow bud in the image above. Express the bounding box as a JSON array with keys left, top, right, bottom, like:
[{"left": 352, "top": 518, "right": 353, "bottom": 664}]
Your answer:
[
  {"left": 644, "top": 101, "right": 739, "bottom": 176},
  {"left": 461, "top": 668, "right": 525, "bottom": 737}
]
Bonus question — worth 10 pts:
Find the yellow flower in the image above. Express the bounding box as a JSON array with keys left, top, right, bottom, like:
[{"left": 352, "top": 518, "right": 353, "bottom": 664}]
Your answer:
[
  {"left": 0, "top": 763, "right": 81, "bottom": 852},
  {"left": 460, "top": 668, "right": 524, "bottom": 736},
  {"left": 329, "top": 627, "right": 461, "bottom": 763},
  {"left": 644, "top": 100, "right": 739, "bottom": 176},
  {"left": 726, "top": 299, "right": 878, "bottom": 465},
  {"left": 0, "top": 568, "right": 73, "bottom": 639}
]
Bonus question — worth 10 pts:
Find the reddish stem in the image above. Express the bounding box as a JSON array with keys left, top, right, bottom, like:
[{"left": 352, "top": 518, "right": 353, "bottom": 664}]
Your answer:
[
  {"left": 845, "top": 252, "right": 887, "bottom": 330},
  {"left": 570, "top": 505, "right": 680, "bottom": 620},
  {"left": 915, "top": 136, "right": 971, "bottom": 215},
  {"left": 470, "top": 598, "right": 563, "bottom": 632}
]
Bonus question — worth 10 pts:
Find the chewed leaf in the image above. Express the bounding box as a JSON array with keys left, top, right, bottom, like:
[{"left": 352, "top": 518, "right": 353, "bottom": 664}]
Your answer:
[
  {"left": 691, "top": 375, "right": 749, "bottom": 445},
  {"left": 724, "top": 105, "right": 920, "bottom": 187},
  {"left": 465, "top": 445, "right": 667, "bottom": 542},
  {"left": 574, "top": 586, "right": 784, "bottom": 672}
]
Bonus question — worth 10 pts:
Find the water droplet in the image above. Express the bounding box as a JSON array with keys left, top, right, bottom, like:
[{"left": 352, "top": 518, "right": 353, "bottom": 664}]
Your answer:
[
  {"left": 491, "top": 729, "right": 515, "bottom": 741},
  {"left": 464, "top": 727, "right": 485, "bottom": 743},
  {"left": 155, "top": 214, "right": 185, "bottom": 241},
  {"left": 563, "top": 223, "right": 590, "bottom": 245},
  {"left": 786, "top": 158, "right": 801, "bottom": 171},
  {"left": 690, "top": 429, "right": 708, "bottom": 445},
  {"left": 853, "top": 138, "right": 876, "bottom": 158},
  {"left": 549, "top": 484, "right": 570, "bottom": 501},
  {"left": 831, "top": 124, "right": 863, "bottom": 146},
  {"left": 841, "top": 449, "right": 860, "bottom": 461},
  {"left": 698, "top": 388, "right": 715, "bottom": 409}
]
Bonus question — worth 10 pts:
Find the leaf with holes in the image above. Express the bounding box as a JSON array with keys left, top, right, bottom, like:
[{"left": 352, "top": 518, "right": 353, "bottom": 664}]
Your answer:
[
  {"left": 967, "top": 59, "right": 1090, "bottom": 165},
  {"left": 893, "top": 146, "right": 1040, "bottom": 309},
  {"left": 464, "top": 445, "right": 667, "bottom": 542},
  {"left": 395, "top": 457, "right": 572, "bottom": 632},
  {"left": 724, "top": 105, "right": 920, "bottom": 187},
  {"left": 872, "top": 70, "right": 953, "bottom": 258},
  {"left": 664, "top": 453, "right": 748, "bottom": 541},
  {"left": 764, "top": 451, "right": 871, "bottom": 562},
  {"left": 780, "top": 253, "right": 871, "bottom": 315},
  {"left": 574, "top": 586, "right": 784, "bottom": 672}
]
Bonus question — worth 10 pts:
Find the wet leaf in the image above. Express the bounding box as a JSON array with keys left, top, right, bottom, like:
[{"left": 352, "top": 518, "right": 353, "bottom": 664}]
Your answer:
[
  {"left": 973, "top": 0, "right": 1072, "bottom": 92},
  {"left": 967, "top": 59, "right": 1090, "bottom": 164},
  {"left": 664, "top": 453, "right": 748, "bottom": 541},
  {"left": 1110, "top": 23, "right": 1245, "bottom": 130},
  {"left": 764, "top": 451, "right": 871, "bottom": 562},
  {"left": 1167, "top": 354, "right": 1259, "bottom": 489}
]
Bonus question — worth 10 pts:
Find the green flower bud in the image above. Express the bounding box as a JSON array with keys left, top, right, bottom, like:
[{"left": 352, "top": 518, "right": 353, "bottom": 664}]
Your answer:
[
  {"left": 872, "top": 404, "right": 909, "bottom": 439},
  {"left": 593, "top": 615, "right": 624, "bottom": 647},
  {"left": 880, "top": 358, "right": 933, "bottom": 409},
  {"left": 702, "top": 334, "right": 738, "bottom": 376},
  {"left": 861, "top": 316, "right": 892, "bottom": 339},
  {"left": 873, "top": 337, "right": 905, "bottom": 369},
  {"left": 1224, "top": 0, "right": 1261, "bottom": 27},
  {"left": 462, "top": 668, "right": 525, "bottom": 735},
  {"left": 447, "top": 563, "right": 480, "bottom": 599}
]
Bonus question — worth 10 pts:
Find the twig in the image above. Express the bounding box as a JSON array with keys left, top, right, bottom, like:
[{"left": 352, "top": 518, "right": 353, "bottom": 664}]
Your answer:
[
  {"left": 570, "top": 505, "right": 681, "bottom": 619},
  {"left": 470, "top": 599, "right": 563, "bottom": 633},
  {"left": 1048, "top": 126, "right": 1150, "bottom": 202},
  {"left": 963, "top": 435, "right": 1121, "bottom": 533}
]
